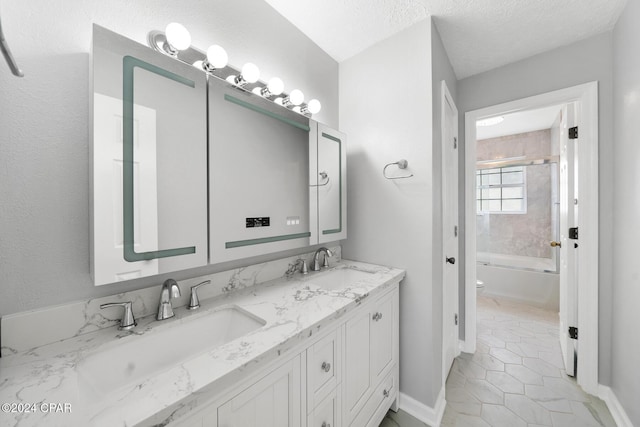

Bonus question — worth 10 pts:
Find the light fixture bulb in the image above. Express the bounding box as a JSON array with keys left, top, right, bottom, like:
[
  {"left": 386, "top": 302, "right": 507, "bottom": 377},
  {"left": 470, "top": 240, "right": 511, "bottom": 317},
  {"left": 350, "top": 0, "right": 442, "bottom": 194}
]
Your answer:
[
  {"left": 477, "top": 116, "right": 504, "bottom": 127},
  {"left": 307, "top": 99, "right": 322, "bottom": 114},
  {"left": 289, "top": 89, "right": 304, "bottom": 106},
  {"left": 274, "top": 97, "right": 284, "bottom": 105},
  {"left": 206, "top": 45, "right": 228, "bottom": 69},
  {"left": 252, "top": 87, "right": 262, "bottom": 95},
  {"left": 226, "top": 75, "right": 237, "bottom": 84},
  {"left": 165, "top": 23, "right": 191, "bottom": 51},
  {"left": 241, "top": 63, "right": 260, "bottom": 83},
  {"left": 192, "top": 60, "right": 204, "bottom": 69},
  {"left": 267, "top": 77, "right": 284, "bottom": 96}
]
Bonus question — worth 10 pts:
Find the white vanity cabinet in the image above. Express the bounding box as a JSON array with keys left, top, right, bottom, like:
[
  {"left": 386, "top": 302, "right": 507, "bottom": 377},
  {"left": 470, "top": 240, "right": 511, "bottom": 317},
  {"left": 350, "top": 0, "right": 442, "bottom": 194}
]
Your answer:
[
  {"left": 217, "top": 355, "right": 302, "bottom": 427},
  {"left": 171, "top": 283, "right": 398, "bottom": 427},
  {"left": 344, "top": 289, "right": 398, "bottom": 426}
]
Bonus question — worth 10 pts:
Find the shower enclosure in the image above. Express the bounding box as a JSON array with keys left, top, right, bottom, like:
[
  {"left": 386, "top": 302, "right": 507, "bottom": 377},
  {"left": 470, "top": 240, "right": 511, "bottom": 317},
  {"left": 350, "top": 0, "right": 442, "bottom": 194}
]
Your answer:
[{"left": 476, "top": 157, "right": 560, "bottom": 309}]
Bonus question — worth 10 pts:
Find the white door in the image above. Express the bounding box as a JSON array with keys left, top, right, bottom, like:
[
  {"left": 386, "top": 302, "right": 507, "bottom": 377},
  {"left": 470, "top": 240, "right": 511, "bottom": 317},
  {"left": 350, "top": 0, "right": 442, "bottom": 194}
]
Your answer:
[
  {"left": 93, "top": 94, "right": 159, "bottom": 284},
  {"left": 558, "top": 103, "right": 579, "bottom": 376},
  {"left": 442, "top": 82, "right": 459, "bottom": 381}
]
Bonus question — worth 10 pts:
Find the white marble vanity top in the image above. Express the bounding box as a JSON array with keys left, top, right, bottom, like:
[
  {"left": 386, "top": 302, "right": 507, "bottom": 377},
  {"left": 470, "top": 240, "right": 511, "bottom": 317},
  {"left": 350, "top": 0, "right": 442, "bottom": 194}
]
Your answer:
[{"left": 0, "top": 260, "right": 404, "bottom": 427}]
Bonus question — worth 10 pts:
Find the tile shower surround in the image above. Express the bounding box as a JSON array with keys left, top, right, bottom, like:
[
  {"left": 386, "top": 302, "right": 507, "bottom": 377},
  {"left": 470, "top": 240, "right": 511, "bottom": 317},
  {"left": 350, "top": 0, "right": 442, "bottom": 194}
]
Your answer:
[
  {"left": 476, "top": 129, "right": 557, "bottom": 260},
  {"left": 1, "top": 245, "right": 341, "bottom": 355}
]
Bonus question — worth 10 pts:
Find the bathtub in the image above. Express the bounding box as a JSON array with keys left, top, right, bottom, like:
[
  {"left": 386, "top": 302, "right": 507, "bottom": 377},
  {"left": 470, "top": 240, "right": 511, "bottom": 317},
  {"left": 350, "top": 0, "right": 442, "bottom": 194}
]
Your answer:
[{"left": 476, "top": 252, "right": 559, "bottom": 311}]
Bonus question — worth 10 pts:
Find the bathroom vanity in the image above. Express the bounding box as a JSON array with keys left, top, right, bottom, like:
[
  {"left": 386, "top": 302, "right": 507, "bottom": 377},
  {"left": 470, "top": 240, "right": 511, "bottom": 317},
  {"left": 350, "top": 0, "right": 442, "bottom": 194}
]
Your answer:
[{"left": 0, "top": 260, "right": 403, "bottom": 427}]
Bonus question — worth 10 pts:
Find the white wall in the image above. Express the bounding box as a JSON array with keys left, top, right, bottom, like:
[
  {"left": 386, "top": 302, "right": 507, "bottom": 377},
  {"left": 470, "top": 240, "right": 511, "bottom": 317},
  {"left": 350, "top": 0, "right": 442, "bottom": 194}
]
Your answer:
[
  {"left": 0, "top": 0, "right": 338, "bottom": 316},
  {"left": 340, "top": 20, "right": 439, "bottom": 408},
  {"left": 611, "top": 2, "right": 640, "bottom": 424},
  {"left": 456, "top": 32, "right": 614, "bottom": 385}
]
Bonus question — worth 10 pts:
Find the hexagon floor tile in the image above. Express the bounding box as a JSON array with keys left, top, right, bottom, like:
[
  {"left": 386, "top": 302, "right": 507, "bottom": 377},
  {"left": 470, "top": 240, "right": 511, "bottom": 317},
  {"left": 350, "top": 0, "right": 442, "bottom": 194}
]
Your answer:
[{"left": 380, "top": 296, "right": 616, "bottom": 427}]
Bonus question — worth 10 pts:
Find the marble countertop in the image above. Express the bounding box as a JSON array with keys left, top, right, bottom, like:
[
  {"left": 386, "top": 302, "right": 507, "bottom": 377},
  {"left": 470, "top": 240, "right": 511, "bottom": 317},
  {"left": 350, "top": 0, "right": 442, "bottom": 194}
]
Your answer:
[{"left": 0, "top": 260, "right": 404, "bottom": 427}]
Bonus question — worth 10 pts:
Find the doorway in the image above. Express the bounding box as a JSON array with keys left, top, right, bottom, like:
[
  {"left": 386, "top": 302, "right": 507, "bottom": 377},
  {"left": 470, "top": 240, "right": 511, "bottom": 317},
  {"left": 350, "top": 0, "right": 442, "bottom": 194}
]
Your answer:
[{"left": 463, "top": 82, "right": 599, "bottom": 395}]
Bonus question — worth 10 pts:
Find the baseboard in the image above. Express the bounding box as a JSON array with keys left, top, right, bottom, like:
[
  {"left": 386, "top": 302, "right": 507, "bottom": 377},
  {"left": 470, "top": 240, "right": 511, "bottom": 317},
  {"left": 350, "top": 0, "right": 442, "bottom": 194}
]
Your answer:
[
  {"left": 399, "top": 387, "right": 446, "bottom": 427},
  {"left": 598, "top": 385, "right": 634, "bottom": 427}
]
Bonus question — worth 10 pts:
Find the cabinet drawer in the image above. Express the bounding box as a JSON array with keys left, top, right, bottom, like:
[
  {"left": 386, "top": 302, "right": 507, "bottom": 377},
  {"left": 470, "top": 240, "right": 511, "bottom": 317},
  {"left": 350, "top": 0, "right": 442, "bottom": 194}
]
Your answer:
[
  {"left": 350, "top": 370, "right": 396, "bottom": 427},
  {"left": 308, "top": 386, "right": 342, "bottom": 427},
  {"left": 307, "top": 328, "right": 341, "bottom": 411}
]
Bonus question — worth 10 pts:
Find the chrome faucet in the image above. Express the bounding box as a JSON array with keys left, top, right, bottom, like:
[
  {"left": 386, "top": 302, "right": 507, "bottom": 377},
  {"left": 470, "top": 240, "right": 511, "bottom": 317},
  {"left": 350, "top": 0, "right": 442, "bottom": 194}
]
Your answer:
[
  {"left": 312, "top": 247, "right": 333, "bottom": 271},
  {"left": 157, "top": 279, "right": 181, "bottom": 320}
]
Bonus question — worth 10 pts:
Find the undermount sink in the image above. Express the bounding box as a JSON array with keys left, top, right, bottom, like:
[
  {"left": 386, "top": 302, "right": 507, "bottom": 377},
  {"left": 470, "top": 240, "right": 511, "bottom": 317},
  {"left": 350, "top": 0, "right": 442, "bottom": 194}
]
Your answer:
[
  {"left": 78, "top": 306, "right": 265, "bottom": 397},
  {"left": 307, "top": 267, "right": 376, "bottom": 290}
]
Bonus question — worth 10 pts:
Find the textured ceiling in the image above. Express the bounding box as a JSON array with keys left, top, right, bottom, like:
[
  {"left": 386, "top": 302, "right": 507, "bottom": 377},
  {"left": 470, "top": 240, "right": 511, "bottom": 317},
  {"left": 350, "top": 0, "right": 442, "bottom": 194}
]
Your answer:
[{"left": 264, "top": 0, "right": 628, "bottom": 79}]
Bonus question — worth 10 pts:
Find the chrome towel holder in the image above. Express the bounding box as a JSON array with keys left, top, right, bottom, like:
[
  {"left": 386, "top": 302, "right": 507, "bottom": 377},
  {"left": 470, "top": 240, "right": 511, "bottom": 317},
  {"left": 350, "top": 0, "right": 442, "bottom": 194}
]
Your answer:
[
  {"left": 0, "top": 7, "right": 23, "bottom": 77},
  {"left": 383, "top": 159, "right": 413, "bottom": 179}
]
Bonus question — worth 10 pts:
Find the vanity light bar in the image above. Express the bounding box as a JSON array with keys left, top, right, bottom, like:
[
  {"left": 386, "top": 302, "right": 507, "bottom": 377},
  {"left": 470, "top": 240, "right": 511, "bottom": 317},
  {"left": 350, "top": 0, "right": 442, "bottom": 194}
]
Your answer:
[{"left": 147, "top": 23, "right": 321, "bottom": 117}]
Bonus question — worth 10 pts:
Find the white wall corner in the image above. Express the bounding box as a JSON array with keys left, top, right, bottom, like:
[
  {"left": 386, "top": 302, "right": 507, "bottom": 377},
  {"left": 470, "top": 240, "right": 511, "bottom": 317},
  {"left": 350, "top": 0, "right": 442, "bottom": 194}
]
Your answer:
[
  {"left": 399, "top": 387, "right": 446, "bottom": 427},
  {"left": 598, "top": 385, "right": 634, "bottom": 427}
]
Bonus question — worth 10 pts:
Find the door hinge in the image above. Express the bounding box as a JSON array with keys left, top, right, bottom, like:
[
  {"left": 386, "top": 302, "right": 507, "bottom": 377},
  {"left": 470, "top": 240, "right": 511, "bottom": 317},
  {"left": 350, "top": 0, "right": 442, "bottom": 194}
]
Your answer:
[
  {"left": 454, "top": 225, "right": 458, "bottom": 237},
  {"left": 569, "top": 126, "right": 578, "bottom": 139},
  {"left": 568, "top": 227, "right": 579, "bottom": 240},
  {"left": 569, "top": 326, "right": 578, "bottom": 339},
  {"left": 453, "top": 137, "right": 458, "bottom": 149},
  {"left": 454, "top": 313, "right": 458, "bottom": 325}
]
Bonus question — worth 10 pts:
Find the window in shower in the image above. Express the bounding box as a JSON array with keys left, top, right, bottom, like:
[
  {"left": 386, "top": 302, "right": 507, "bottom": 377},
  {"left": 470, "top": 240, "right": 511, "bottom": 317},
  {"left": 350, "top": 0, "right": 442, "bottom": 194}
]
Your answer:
[{"left": 476, "top": 166, "right": 526, "bottom": 214}]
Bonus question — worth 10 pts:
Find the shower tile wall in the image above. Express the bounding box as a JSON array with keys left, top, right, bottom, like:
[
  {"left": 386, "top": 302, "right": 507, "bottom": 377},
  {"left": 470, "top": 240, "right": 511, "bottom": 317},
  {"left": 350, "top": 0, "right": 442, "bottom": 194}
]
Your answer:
[{"left": 477, "top": 129, "right": 555, "bottom": 259}]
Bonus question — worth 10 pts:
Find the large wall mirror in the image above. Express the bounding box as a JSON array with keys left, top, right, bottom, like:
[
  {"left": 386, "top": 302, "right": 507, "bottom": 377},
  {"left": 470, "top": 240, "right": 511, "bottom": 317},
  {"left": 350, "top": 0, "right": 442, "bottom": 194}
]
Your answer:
[
  {"left": 91, "top": 25, "right": 346, "bottom": 286},
  {"left": 91, "top": 25, "right": 208, "bottom": 286}
]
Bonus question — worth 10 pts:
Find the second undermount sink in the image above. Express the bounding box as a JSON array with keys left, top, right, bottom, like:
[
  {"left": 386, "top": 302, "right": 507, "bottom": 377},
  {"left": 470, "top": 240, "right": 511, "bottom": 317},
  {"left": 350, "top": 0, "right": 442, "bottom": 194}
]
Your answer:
[
  {"left": 307, "top": 267, "right": 376, "bottom": 291},
  {"left": 78, "top": 305, "right": 265, "bottom": 397}
]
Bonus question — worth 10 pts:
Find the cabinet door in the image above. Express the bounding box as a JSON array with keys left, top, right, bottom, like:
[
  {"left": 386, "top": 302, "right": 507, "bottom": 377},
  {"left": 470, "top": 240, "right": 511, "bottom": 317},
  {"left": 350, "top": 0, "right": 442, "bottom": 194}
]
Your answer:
[
  {"left": 317, "top": 124, "right": 347, "bottom": 243},
  {"left": 370, "top": 290, "right": 397, "bottom": 385},
  {"left": 343, "top": 310, "right": 372, "bottom": 425},
  {"left": 218, "top": 356, "right": 301, "bottom": 427},
  {"left": 91, "top": 25, "right": 208, "bottom": 286}
]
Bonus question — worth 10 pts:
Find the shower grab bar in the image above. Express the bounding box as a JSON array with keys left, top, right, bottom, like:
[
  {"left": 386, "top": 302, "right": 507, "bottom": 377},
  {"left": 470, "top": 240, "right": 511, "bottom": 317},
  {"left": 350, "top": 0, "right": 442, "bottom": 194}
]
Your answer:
[
  {"left": 0, "top": 7, "right": 23, "bottom": 77},
  {"left": 476, "top": 156, "right": 559, "bottom": 170}
]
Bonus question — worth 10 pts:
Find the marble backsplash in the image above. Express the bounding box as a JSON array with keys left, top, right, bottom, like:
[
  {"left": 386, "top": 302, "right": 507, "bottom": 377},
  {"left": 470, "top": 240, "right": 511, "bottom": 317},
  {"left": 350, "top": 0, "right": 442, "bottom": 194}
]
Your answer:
[{"left": 0, "top": 246, "right": 341, "bottom": 356}]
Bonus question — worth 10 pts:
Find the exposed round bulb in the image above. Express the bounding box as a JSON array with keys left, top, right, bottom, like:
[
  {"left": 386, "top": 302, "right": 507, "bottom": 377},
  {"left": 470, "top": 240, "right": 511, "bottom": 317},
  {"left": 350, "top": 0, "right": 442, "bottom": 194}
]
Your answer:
[
  {"left": 289, "top": 89, "right": 304, "bottom": 106},
  {"left": 274, "top": 97, "right": 284, "bottom": 105},
  {"left": 226, "top": 75, "right": 237, "bottom": 84},
  {"left": 267, "top": 77, "right": 284, "bottom": 96},
  {"left": 252, "top": 87, "right": 262, "bottom": 95},
  {"left": 241, "top": 63, "right": 260, "bottom": 83},
  {"left": 192, "top": 60, "right": 204, "bottom": 69},
  {"left": 292, "top": 106, "right": 301, "bottom": 113},
  {"left": 206, "top": 45, "right": 228, "bottom": 69},
  {"left": 307, "top": 99, "right": 322, "bottom": 114},
  {"left": 165, "top": 23, "right": 191, "bottom": 51}
]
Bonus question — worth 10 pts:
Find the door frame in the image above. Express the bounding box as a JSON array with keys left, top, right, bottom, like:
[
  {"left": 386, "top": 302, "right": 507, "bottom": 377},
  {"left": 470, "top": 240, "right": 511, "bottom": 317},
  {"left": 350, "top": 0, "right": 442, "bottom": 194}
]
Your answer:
[
  {"left": 441, "top": 80, "right": 460, "bottom": 384},
  {"left": 463, "top": 82, "right": 599, "bottom": 394}
]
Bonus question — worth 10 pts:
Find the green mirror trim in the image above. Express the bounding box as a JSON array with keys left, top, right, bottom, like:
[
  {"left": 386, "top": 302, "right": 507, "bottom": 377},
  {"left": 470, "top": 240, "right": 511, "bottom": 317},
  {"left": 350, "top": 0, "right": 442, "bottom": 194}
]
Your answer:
[
  {"left": 321, "top": 132, "right": 342, "bottom": 235},
  {"left": 122, "top": 55, "right": 197, "bottom": 262},
  {"left": 225, "top": 232, "right": 311, "bottom": 249},
  {"left": 224, "top": 94, "right": 311, "bottom": 132}
]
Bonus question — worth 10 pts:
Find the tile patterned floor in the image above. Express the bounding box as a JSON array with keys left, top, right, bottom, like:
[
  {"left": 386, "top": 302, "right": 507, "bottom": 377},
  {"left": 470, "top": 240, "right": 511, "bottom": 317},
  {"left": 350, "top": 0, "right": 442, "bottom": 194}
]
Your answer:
[{"left": 440, "top": 296, "right": 616, "bottom": 427}]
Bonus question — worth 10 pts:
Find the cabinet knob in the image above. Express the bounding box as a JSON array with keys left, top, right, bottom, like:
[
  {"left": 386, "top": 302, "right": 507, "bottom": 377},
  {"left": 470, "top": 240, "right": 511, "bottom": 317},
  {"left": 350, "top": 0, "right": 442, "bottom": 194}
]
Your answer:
[
  {"left": 383, "top": 389, "right": 389, "bottom": 398},
  {"left": 372, "top": 312, "right": 383, "bottom": 321},
  {"left": 321, "top": 422, "right": 331, "bottom": 427},
  {"left": 321, "top": 361, "right": 331, "bottom": 372}
]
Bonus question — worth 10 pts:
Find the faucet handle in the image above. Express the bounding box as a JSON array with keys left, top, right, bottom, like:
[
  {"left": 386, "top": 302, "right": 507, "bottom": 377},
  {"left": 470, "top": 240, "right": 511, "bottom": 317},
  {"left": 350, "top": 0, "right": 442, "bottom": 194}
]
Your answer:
[
  {"left": 100, "top": 301, "right": 137, "bottom": 330},
  {"left": 188, "top": 280, "right": 211, "bottom": 310}
]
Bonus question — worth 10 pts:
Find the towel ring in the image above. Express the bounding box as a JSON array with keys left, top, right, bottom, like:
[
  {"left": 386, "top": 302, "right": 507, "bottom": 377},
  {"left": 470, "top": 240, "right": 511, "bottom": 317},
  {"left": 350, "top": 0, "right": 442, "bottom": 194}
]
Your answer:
[
  {"left": 383, "top": 159, "right": 413, "bottom": 179},
  {"left": 310, "top": 171, "right": 330, "bottom": 187}
]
